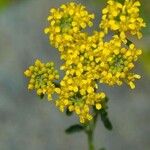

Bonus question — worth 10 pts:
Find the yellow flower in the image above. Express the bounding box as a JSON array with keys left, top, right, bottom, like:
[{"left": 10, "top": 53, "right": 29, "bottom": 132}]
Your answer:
[
  {"left": 98, "top": 35, "right": 142, "bottom": 88},
  {"left": 100, "top": 0, "right": 146, "bottom": 39},
  {"left": 24, "top": 1, "right": 145, "bottom": 123},
  {"left": 44, "top": 2, "right": 94, "bottom": 50},
  {"left": 24, "top": 59, "right": 59, "bottom": 100},
  {"left": 96, "top": 103, "right": 102, "bottom": 110},
  {"left": 55, "top": 74, "right": 105, "bottom": 123}
]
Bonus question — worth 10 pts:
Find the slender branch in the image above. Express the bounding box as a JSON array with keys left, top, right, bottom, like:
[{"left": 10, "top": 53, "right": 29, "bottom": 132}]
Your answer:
[
  {"left": 86, "top": 111, "right": 98, "bottom": 150},
  {"left": 87, "top": 129, "right": 95, "bottom": 150}
]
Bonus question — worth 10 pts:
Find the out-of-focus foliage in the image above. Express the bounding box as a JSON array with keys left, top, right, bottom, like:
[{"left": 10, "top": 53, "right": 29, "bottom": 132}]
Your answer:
[
  {"left": 137, "top": 0, "right": 150, "bottom": 77},
  {"left": 141, "top": 51, "right": 150, "bottom": 77},
  {"left": 0, "top": 0, "right": 9, "bottom": 9},
  {"left": 0, "top": 0, "right": 24, "bottom": 10},
  {"left": 140, "top": 0, "right": 150, "bottom": 35}
]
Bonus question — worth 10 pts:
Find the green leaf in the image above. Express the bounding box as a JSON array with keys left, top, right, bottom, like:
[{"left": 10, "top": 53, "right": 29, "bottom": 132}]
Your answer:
[
  {"left": 96, "top": 97, "right": 113, "bottom": 130},
  {"left": 99, "top": 109, "right": 113, "bottom": 130},
  {"left": 66, "top": 109, "right": 73, "bottom": 116},
  {"left": 65, "top": 124, "right": 84, "bottom": 134}
]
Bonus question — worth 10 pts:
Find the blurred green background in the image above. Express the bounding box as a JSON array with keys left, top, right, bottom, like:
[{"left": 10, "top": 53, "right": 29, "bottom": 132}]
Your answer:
[{"left": 0, "top": 0, "right": 150, "bottom": 150}]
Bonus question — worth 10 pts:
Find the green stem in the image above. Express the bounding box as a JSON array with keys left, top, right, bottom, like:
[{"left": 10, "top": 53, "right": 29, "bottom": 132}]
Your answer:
[
  {"left": 86, "top": 112, "right": 98, "bottom": 150},
  {"left": 87, "top": 129, "right": 94, "bottom": 150}
]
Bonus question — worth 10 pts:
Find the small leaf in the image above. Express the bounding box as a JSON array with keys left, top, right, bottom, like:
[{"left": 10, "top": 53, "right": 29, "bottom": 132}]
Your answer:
[
  {"left": 66, "top": 109, "right": 73, "bottom": 116},
  {"left": 65, "top": 124, "right": 84, "bottom": 134},
  {"left": 103, "top": 118, "right": 112, "bottom": 130},
  {"left": 100, "top": 109, "right": 113, "bottom": 130}
]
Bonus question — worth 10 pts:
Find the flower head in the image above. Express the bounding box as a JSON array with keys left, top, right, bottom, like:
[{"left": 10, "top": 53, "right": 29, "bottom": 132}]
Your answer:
[
  {"left": 100, "top": 0, "right": 146, "bottom": 39},
  {"left": 98, "top": 35, "right": 142, "bottom": 88},
  {"left": 44, "top": 2, "right": 94, "bottom": 50},
  {"left": 24, "top": 59, "right": 59, "bottom": 100},
  {"left": 55, "top": 74, "right": 105, "bottom": 123}
]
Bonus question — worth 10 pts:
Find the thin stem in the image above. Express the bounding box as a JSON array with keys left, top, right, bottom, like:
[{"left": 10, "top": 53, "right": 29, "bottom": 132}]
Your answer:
[
  {"left": 87, "top": 129, "right": 94, "bottom": 150},
  {"left": 86, "top": 112, "right": 98, "bottom": 150}
]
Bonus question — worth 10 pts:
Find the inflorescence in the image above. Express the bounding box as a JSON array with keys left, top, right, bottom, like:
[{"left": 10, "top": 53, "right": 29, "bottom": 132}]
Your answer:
[{"left": 24, "top": 0, "right": 145, "bottom": 123}]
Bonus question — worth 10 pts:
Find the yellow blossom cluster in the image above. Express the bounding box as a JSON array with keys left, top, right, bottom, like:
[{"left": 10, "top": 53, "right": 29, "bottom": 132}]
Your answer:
[
  {"left": 53, "top": 32, "right": 107, "bottom": 122},
  {"left": 24, "top": 59, "right": 59, "bottom": 100},
  {"left": 55, "top": 74, "right": 105, "bottom": 123},
  {"left": 44, "top": 2, "right": 94, "bottom": 51},
  {"left": 100, "top": 0, "right": 146, "bottom": 39},
  {"left": 60, "top": 31, "right": 104, "bottom": 76},
  {"left": 24, "top": 1, "right": 145, "bottom": 123},
  {"left": 97, "top": 35, "right": 142, "bottom": 88}
]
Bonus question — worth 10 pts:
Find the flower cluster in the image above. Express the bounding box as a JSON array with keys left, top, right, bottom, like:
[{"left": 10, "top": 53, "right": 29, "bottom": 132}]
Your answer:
[
  {"left": 98, "top": 35, "right": 142, "bottom": 88},
  {"left": 100, "top": 0, "right": 146, "bottom": 39},
  {"left": 24, "top": 59, "right": 59, "bottom": 100},
  {"left": 44, "top": 2, "right": 94, "bottom": 51},
  {"left": 24, "top": 1, "right": 145, "bottom": 123},
  {"left": 55, "top": 74, "right": 106, "bottom": 123}
]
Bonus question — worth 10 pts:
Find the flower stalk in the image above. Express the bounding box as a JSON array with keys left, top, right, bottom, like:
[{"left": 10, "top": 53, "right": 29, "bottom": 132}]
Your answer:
[{"left": 86, "top": 112, "right": 98, "bottom": 150}]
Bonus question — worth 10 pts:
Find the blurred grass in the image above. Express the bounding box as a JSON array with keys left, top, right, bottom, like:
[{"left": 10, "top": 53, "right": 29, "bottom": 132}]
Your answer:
[
  {"left": 141, "top": 51, "right": 150, "bottom": 77},
  {"left": 140, "top": 0, "right": 150, "bottom": 35},
  {"left": 0, "top": 0, "right": 24, "bottom": 10},
  {"left": 0, "top": 0, "right": 9, "bottom": 9}
]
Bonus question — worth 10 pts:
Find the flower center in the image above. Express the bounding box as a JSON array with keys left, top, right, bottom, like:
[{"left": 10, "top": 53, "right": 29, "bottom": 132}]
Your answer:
[
  {"left": 60, "top": 15, "right": 73, "bottom": 32},
  {"left": 35, "top": 73, "right": 47, "bottom": 88},
  {"left": 69, "top": 92, "right": 84, "bottom": 105},
  {"left": 109, "top": 54, "right": 125, "bottom": 73}
]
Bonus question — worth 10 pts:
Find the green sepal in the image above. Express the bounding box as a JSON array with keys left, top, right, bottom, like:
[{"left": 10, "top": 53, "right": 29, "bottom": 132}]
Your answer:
[{"left": 65, "top": 124, "right": 84, "bottom": 134}]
